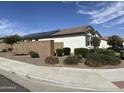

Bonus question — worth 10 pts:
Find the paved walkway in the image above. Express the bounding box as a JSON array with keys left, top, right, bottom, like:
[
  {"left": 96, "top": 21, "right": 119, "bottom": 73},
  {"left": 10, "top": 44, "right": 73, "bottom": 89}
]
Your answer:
[{"left": 0, "top": 57, "right": 124, "bottom": 91}]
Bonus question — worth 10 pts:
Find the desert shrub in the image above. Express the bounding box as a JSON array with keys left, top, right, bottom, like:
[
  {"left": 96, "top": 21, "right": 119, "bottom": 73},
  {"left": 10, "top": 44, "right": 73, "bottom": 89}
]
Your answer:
[
  {"left": 120, "top": 51, "right": 124, "bottom": 59},
  {"left": 99, "top": 54, "right": 120, "bottom": 65},
  {"left": 63, "top": 47, "right": 71, "bottom": 55},
  {"left": 95, "top": 48, "right": 104, "bottom": 54},
  {"left": 85, "top": 53, "right": 121, "bottom": 67},
  {"left": 85, "top": 55, "right": 100, "bottom": 67},
  {"left": 29, "top": 51, "right": 39, "bottom": 58},
  {"left": 64, "top": 56, "right": 79, "bottom": 65},
  {"left": 2, "top": 49, "right": 7, "bottom": 52},
  {"left": 45, "top": 56, "right": 59, "bottom": 64},
  {"left": 103, "top": 49, "right": 116, "bottom": 56},
  {"left": 74, "top": 48, "right": 88, "bottom": 58},
  {"left": 75, "top": 55, "right": 83, "bottom": 63},
  {"left": 88, "top": 48, "right": 104, "bottom": 54},
  {"left": 85, "top": 53, "right": 103, "bottom": 67},
  {"left": 56, "top": 48, "right": 64, "bottom": 57},
  {"left": 109, "top": 57, "right": 121, "bottom": 65}
]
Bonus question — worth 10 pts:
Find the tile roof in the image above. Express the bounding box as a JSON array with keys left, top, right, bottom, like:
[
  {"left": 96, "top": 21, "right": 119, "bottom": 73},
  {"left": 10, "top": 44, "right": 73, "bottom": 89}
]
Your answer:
[
  {"left": 23, "top": 25, "right": 101, "bottom": 39},
  {"left": 52, "top": 26, "right": 95, "bottom": 36}
]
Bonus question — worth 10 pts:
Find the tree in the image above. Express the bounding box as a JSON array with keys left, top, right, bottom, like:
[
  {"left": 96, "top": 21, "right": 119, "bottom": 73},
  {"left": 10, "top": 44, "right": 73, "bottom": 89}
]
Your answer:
[
  {"left": 92, "top": 36, "right": 101, "bottom": 48},
  {"left": 107, "top": 35, "right": 123, "bottom": 49},
  {"left": 3, "top": 34, "right": 22, "bottom": 51}
]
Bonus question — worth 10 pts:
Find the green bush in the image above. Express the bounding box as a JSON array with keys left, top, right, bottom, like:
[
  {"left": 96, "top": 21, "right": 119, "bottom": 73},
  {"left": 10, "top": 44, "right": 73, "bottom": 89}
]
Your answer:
[
  {"left": 29, "top": 51, "right": 39, "bottom": 58},
  {"left": 2, "top": 49, "right": 7, "bottom": 52},
  {"left": 103, "top": 49, "right": 116, "bottom": 56},
  {"left": 88, "top": 49, "right": 95, "bottom": 53},
  {"left": 56, "top": 48, "right": 64, "bottom": 57},
  {"left": 88, "top": 48, "right": 104, "bottom": 54},
  {"left": 74, "top": 48, "right": 88, "bottom": 58},
  {"left": 120, "top": 51, "right": 124, "bottom": 59},
  {"left": 95, "top": 48, "right": 104, "bottom": 54},
  {"left": 64, "top": 56, "right": 79, "bottom": 65},
  {"left": 63, "top": 47, "right": 71, "bottom": 55},
  {"left": 85, "top": 53, "right": 121, "bottom": 67},
  {"left": 45, "top": 56, "right": 59, "bottom": 64}
]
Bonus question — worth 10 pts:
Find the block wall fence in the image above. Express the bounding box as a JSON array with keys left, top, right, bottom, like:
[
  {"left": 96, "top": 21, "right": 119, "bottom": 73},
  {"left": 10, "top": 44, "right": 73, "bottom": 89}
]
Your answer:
[{"left": 0, "top": 40, "right": 64, "bottom": 57}]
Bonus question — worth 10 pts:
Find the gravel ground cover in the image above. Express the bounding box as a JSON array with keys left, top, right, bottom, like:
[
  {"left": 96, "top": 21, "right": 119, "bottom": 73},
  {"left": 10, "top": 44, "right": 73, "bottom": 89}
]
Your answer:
[{"left": 0, "top": 52, "right": 124, "bottom": 69}]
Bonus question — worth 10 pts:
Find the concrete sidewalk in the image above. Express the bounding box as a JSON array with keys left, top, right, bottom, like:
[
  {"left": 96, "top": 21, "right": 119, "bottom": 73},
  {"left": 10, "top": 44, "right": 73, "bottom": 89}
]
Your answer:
[{"left": 0, "top": 57, "right": 123, "bottom": 91}]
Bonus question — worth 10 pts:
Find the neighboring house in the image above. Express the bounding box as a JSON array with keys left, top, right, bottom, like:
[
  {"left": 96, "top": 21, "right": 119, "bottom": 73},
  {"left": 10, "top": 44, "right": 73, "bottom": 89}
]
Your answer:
[
  {"left": 100, "top": 36, "right": 124, "bottom": 48},
  {"left": 99, "top": 36, "right": 110, "bottom": 48},
  {"left": 23, "top": 25, "right": 102, "bottom": 52}
]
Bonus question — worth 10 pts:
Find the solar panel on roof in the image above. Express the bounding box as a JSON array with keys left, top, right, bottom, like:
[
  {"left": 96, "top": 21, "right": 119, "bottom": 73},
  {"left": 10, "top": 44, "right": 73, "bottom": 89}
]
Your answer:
[{"left": 23, "top": 30, "right": 60, "bottom": 39}]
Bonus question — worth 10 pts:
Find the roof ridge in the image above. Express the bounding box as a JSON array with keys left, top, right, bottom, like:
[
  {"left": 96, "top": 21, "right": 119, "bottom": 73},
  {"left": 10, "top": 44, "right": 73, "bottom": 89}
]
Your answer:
[{"left": 60, "top": 25, "right": 90, "bottom": 31}]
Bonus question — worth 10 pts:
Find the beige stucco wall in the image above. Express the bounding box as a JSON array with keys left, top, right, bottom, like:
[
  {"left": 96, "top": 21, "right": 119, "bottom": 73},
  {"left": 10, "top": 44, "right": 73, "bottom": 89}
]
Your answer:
[
  {"left": 28, "top": 40, "right": 54, "bottom": 57},
  {"left": 0, "top": 43, "right": 10, "bottom": 51},
  {"left": 13, "top": 42, "right": 29, "bottom": 54},
  {"left": 13, "top": 40, "right": 55, "bottom": 57},
  {"left": 0, "top": 40, "right": 63, "bottom": 57},
  {"left": 54, "top": 42, "right": 64, "bottom": 51}
]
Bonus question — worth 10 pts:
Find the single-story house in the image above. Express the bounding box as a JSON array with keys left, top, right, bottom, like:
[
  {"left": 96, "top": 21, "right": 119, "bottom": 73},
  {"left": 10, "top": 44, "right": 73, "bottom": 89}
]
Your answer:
[
  {"left": 0, "top": 26, "right": 124, "bottom": 52},
  {"left": 22, "top": 25, "right": 124, "bottom": 52},
  {"left": 23, "top": 25, "right": 102, "bottom": 52}
]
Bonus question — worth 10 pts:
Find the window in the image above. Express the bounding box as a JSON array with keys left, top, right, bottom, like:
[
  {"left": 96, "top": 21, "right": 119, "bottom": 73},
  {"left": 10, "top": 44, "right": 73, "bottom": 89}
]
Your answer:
[{"left": 86, "top": 35, "right": 92, "bottom": 46}]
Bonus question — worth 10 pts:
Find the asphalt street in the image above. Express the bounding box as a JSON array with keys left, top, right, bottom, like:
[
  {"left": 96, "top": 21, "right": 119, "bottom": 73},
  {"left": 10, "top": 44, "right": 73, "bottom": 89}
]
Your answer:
[{"left": 0, "top": 74, "right": 29, "bottom": 92}]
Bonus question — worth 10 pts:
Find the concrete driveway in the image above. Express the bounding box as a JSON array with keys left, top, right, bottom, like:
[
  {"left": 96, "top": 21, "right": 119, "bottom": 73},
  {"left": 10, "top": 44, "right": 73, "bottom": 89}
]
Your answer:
[{"left": 0, "top": 57, "right": 124, "bottom": 91}]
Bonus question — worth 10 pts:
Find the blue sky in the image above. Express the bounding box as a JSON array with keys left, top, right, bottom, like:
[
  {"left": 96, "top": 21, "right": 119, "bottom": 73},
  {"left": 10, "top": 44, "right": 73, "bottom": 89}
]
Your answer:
[{"left": 0, "top": 1, "right": 124, "bottom": 37}]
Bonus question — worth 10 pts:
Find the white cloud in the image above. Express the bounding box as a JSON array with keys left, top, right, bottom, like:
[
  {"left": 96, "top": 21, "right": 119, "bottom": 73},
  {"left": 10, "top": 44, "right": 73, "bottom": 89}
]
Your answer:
[
  {"left": 0, "top": 19, "right": 46, "bottom": 37},
  {"left": 0, "top": 19, "right": 29, "bottom": 36},
  {"left": 77, "top": 1, "right": 124, "bottom": 26},
  {"left": 101, "top": 16, "right": 124, "bottom": 28},
  {"left": 113, "top": 17, "right": 124, "bottom": 25}
]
